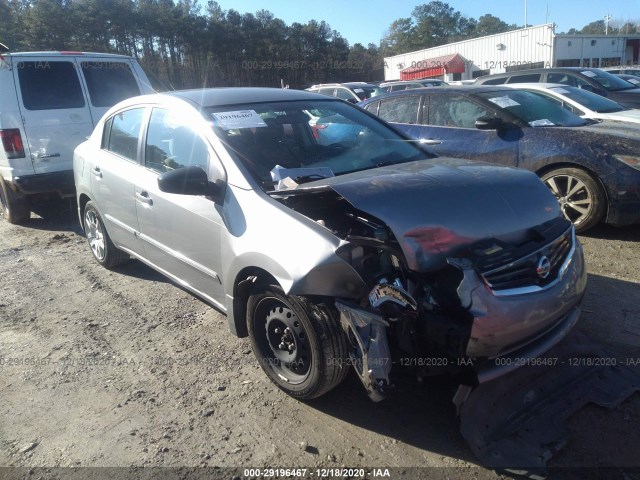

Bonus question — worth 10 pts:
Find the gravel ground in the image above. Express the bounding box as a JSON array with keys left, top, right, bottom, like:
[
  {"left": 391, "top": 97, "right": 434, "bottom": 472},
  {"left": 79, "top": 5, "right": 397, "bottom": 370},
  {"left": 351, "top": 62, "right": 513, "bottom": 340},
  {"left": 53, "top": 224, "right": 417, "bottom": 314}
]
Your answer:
[{"left": 0, "top": 198, "right": 638, "bottom": 480}]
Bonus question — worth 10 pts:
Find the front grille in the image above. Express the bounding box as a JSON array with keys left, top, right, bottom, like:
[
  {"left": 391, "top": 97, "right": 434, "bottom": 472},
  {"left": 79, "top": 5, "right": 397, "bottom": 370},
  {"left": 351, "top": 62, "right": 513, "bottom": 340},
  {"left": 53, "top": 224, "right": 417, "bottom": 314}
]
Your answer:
[{"left": 480, "top": 226, "right": 574, "bottom": 293}]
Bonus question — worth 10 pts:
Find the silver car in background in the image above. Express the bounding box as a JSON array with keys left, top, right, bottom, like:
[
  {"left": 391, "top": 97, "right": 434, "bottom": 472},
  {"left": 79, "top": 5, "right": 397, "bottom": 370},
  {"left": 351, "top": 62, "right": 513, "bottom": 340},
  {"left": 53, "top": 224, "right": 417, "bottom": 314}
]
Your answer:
[
  {"left": 73, "top": 88, "right": 586, "bottom": 401},
  {"left": 503, "top": 82, "right": 640, "bottom": 124}
]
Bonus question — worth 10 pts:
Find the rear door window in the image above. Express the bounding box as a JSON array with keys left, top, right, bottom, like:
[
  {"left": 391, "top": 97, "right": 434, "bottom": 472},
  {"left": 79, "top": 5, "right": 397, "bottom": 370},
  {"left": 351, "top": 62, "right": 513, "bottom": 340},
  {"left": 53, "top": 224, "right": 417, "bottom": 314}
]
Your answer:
[
  {"left": 17, "top": 61, "right": 85, "bottom": 110},
  {"left": 80, "top": 61, "right": 141, "bottom": 107},
  {"left": 377, "top": 96, "right": 421, "bottom": 124},
  {"left": 335, "top": 88, "right": 356, "bottom": 101},
  {"left": 103, "top": 107, "right": 145, "bottom": 162}
]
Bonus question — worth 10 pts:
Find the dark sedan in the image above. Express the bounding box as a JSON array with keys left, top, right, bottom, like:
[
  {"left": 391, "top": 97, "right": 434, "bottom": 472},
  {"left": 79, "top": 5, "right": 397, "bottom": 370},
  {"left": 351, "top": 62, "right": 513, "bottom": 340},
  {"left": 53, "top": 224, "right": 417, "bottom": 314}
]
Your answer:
[{"left": 359, "top": 86, "right": 640, "bottom": 232}]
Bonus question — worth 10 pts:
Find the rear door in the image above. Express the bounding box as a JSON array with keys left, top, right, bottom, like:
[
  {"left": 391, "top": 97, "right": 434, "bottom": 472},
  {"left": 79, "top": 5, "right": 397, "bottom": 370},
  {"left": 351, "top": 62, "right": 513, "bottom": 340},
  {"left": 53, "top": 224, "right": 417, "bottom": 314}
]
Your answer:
[
  {"left": 76, "top": 56, "right": 145, "bottom": 125},
  {"left": 12, "top": 56, "right": 92, "bottom": 174},
  {"left": 89, "top": 106, "right": 146, "bottom": 255}
]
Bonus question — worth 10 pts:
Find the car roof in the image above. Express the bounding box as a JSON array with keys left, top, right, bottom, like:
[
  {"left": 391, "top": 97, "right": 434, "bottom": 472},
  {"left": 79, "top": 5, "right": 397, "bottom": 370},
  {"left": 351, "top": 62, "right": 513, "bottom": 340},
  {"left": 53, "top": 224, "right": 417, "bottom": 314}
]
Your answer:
[
  {"left": 4, "top": 51, "right": 135, "bottom": 59},
  {"left": 476, "top": 67, "right": 608, "bottom": 81},
  {"left": 165, "top": 87, "right": 330, "bottom": 108},
  {"left": 358, "top": 85, "right": 516, "bottom": 104},
  {"left": 501, "top": 82, "right": 571, "bottom": 90}
]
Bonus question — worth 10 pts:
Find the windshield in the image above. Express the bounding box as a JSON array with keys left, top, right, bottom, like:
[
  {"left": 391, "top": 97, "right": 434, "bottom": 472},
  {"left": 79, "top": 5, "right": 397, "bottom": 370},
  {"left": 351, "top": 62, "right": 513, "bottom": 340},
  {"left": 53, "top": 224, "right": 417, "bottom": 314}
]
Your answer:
[
  {"left": 582, "top": 69, "right": 639, "bottom": 91},
  {"left": 207, "top": 99, "right": 432, "bottom": 188},
  {"left": 549, "top": 86, "right": 625, "bottom": 113},
  {"left": 476, "top": 89, "right": 589, "bottom": 127}
]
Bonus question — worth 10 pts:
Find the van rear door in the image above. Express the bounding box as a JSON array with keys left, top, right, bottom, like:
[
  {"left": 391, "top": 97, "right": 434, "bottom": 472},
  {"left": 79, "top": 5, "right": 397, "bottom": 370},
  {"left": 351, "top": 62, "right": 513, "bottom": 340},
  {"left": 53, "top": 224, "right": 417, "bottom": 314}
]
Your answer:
[
  {"left": 12, "top": 56, "right": 93, "bottom": 175},
  {"left": 76, "top": 56, "right": 146, "bottom": 124}
]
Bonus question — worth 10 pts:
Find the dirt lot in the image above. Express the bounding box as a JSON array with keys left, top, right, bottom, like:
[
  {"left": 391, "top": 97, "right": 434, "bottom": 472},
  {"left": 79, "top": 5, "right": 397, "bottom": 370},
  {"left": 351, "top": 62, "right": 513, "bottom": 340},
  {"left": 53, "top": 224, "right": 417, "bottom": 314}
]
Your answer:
[{"left": 1, "top": 198, "right": 639, "bottom": 480}]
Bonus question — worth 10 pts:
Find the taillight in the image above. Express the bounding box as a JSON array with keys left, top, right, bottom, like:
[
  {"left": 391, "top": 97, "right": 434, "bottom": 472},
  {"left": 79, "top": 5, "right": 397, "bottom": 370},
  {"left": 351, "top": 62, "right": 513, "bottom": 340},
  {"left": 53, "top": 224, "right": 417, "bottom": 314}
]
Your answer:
[{"left": 0, "top": 129, "right": 26, "bottom": 159}]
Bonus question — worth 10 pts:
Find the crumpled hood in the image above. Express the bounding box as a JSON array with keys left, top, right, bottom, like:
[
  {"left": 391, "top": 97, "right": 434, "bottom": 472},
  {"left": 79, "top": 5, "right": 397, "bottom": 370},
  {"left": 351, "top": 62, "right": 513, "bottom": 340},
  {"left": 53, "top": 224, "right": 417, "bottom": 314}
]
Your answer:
[{"left": 320, "top": 158, "right": 561, "bottom": 272}]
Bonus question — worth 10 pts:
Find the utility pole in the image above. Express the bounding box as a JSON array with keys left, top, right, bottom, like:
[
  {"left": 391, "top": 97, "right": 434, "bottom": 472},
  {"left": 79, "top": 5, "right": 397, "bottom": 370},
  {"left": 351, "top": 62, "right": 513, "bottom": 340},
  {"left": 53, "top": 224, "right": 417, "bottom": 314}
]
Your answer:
[
  {"left": 525, "top": 0, "right": 528, "bottom": 27},
  {"left": 605, "top": 14, "right": 612, "bottom": 35}
]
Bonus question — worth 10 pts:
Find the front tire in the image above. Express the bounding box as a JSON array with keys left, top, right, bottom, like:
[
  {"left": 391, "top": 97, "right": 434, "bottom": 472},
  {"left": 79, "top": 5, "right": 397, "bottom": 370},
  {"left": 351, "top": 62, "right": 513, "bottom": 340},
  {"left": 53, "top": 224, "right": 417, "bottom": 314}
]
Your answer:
[
  {"left": 83, "top": 201, "right": 129, "bottom": 268},
  {"left": 541, "top": 167, "right": 605, "bottom": 233},
  {"left": 0, "top": 177, "right": 30, "bottom": 224},
  {"left": 247, "top": 287, "right": 349, "bottom": 399}
]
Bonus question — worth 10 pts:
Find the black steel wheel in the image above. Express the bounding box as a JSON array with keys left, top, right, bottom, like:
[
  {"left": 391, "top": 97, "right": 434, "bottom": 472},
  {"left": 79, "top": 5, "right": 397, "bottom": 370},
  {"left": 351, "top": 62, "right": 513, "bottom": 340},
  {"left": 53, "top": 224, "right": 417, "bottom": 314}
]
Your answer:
[
  {"left": 541, "top": 167, "right": 606, "bottom": 233},
  {"left": 247, "top": 287, "right": 349, "bottom": 399}
]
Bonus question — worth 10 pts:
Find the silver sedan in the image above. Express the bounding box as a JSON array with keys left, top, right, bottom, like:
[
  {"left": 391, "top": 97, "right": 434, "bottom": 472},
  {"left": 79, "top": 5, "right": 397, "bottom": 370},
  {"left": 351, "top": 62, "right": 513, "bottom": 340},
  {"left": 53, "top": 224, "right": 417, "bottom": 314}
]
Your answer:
[{"left": 74, "top": 88, "right": 586, "bottom": 401}]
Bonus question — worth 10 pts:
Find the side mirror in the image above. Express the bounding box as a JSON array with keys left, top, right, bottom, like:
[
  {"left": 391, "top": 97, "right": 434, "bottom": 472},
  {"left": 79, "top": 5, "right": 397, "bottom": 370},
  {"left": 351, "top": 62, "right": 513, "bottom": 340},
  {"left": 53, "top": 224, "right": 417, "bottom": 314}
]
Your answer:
[
  {"left": 475, "top": 116, "right": 505, "bottom": 130},
  {"left": 158, "top": 165, "right": 223, "bottom": 200}
]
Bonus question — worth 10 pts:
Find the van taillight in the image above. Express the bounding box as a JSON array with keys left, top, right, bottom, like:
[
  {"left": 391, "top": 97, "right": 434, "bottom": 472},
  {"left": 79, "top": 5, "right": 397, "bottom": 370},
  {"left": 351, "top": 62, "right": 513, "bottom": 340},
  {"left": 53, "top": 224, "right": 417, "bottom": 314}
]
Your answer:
[{"left": 0, "top": 129, "right": 26, "bottom": 159}]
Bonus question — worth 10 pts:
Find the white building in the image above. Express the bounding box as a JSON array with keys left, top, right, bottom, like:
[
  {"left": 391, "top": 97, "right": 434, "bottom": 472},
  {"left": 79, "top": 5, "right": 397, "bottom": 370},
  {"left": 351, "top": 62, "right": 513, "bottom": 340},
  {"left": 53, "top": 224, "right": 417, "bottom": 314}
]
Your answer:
[{"left": 384, "top": 24, "right": 640, "bottom": 81}]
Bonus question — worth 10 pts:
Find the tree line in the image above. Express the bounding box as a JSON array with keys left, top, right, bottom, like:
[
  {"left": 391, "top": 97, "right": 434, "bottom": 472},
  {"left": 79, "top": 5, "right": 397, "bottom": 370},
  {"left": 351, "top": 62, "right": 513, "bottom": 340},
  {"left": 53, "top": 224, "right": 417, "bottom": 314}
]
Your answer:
[{"left": 1, "top": 1, "right": 637, "bottom": 89}]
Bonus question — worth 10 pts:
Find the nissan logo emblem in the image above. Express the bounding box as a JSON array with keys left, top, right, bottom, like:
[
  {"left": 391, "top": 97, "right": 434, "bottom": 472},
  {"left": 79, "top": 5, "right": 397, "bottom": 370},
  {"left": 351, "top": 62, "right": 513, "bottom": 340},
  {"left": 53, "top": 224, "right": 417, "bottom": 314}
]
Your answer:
[{"left": 537, "top": 256, "right": 551, "bottom": 279}]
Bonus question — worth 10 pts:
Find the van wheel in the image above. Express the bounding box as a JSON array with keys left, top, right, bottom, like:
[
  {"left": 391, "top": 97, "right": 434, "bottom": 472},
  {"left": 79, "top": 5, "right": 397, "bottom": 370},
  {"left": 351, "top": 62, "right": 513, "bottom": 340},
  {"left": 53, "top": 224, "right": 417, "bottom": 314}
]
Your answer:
[
  {"left": 247, "top": 287, "right": 349, "bottom": 399},
  {"left": 0, "top": 177, "right": 30, "bottom": 224},
  {"left": 541, "top": 167, "right": 605, "bottom": 233},
  {"left": 83, "top": 201, "right": 129, "bottom": 268}
]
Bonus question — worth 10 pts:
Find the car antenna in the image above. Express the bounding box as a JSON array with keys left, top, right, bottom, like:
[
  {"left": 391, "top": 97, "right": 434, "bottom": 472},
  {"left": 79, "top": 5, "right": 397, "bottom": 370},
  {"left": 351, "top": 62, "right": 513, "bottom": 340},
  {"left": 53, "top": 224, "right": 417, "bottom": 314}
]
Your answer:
[{"left": 0, "top": 42, "right": 9, "bottom": 54}]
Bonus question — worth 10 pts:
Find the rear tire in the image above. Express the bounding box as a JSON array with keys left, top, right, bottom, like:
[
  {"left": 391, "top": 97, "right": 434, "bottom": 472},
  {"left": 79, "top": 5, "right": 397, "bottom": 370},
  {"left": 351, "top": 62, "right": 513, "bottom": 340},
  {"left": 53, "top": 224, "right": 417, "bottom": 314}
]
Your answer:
[
  {"left": 247, "top": 287, "right": 349, "bottom": 399},
  {"left": 83, "top": 201, "right": 129, "bottom": 268},
  {"left": 0, "top": 177, "right": 30, "bottom": 224},
  {"left": 541, "top": 167, "right": 605, "bottom": 233}
]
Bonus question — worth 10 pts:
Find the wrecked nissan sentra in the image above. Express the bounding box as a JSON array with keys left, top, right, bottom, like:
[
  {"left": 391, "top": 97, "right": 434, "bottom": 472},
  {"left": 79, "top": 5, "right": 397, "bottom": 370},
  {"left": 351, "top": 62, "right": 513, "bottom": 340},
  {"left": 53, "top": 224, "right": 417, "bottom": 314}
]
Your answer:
[{"left": 73, "top": 87, "right": 587, "bottom": 400}]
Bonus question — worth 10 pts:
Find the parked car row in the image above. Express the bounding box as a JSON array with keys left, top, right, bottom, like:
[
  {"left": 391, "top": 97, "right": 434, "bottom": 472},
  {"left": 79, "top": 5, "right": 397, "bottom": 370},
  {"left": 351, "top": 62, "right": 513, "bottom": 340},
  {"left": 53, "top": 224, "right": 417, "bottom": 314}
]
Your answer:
[{"left": 6, "top": 56, "right": 636, "bottom": 405}]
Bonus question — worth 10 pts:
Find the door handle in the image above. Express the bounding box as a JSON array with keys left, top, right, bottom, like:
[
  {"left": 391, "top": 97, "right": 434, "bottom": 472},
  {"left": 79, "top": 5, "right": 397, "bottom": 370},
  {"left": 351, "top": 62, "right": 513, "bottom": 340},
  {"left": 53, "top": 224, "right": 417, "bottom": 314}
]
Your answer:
[
  {"left": 420, "top": 138, "right": 442, "bottom": 145},
  {"left": 136, "top": 191, "right": 153, "bottom": 206},
  {"left": 91, "top": 166, "right": 103, "bottom": 178}
]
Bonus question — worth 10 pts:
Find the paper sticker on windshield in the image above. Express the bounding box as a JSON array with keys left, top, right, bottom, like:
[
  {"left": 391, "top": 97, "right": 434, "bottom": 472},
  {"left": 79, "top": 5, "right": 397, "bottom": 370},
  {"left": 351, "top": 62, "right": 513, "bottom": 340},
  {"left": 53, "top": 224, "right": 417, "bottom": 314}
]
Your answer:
[
  {"left": 529, "top": 119, "right": 555, "bottom": 127},
  {"left": 488, "top": 96, "right": 520, "bottom": 108},
  {"left": 211, "top": 110, "right": 267, "bottom": 130},
  {"left": 353, "top": 88, "right": 364, "bottom": 93},
  {"left": 553, "top": 87, "right": 570, "bottom": 94},
  {"left": 581, "top": 70, "right": 597, "bottom": 77}
]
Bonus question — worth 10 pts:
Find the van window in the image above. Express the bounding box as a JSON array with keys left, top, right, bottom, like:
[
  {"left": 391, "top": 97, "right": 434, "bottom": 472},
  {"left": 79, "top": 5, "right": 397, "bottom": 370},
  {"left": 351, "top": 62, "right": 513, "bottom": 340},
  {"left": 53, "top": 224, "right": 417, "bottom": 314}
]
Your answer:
[
  {"left": 80, "top": 61, "right": 141, "bottom": 107},
  {"left": 105, "top": 108, "right": 145, "bottom": 161},
  {"left": 17, "top": 61, "right": 85, "bottom": 110}
]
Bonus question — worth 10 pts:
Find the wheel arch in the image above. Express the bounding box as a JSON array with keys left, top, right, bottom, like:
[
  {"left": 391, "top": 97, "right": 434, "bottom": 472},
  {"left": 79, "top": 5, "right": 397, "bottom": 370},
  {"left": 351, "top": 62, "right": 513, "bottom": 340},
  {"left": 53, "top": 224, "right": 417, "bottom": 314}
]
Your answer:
[
  {"left": 229, "top": 266, "right": 280, "bottom": 338},
  {"left": 78, "top": 192, "right": 92, "bottom": 229}
]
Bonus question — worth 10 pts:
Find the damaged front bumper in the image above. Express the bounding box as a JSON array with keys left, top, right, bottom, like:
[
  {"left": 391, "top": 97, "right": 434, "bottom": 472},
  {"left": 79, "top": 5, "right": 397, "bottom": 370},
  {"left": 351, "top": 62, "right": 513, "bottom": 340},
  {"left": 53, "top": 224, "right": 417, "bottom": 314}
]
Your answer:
[{"left": 334, "top": 228, "right": 587, "bottom": 401}]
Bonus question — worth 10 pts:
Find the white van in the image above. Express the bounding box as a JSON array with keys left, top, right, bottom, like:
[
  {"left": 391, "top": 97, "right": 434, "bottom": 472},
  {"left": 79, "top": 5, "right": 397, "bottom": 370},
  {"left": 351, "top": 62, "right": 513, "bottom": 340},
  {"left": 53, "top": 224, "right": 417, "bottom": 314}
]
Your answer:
[{"left": 0, "top": 51, "right": 155, "bottom": 223}]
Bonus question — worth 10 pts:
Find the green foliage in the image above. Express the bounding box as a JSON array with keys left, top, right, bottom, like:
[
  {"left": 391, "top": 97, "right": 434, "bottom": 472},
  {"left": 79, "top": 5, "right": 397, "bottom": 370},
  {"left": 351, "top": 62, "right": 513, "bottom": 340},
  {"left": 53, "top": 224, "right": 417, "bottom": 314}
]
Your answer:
[
  {"left": 0, "top": 0, "right": 382, "bottom": 89},
  {"left": 380, "top": 1, "right": 521, "bottom": 57}
]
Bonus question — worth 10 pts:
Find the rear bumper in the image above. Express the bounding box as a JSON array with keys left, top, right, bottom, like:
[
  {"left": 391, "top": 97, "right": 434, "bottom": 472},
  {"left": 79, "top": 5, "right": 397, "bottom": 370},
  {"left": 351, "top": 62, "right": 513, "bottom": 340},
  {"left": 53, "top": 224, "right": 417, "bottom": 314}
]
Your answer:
[{"left": 13, "top": 170, "right": 75, "bottom": 196}]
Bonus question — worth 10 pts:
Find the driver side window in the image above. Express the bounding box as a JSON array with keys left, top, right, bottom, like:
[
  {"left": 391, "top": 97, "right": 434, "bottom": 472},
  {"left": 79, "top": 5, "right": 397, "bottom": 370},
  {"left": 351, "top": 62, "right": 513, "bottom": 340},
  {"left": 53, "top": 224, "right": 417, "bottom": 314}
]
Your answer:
[{"left": 145, "top": 108, "right": 209, "bottom": 174}]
